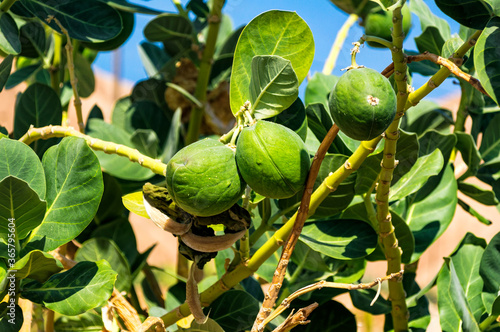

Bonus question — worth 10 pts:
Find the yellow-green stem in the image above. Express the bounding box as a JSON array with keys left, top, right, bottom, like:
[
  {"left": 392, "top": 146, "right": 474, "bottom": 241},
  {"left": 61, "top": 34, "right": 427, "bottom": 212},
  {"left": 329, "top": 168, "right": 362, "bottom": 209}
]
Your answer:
[
  {"left": 450, "top": 79, "right": 469, "bottom": 162},
  {"left": 375, "top": 5, "right": 409, "bottom": 331},
  {"left": 18, "top": 125, "right": 167, "bottom": 176},
  {"left": 0, "top": 0, "right": 17, "bottom": 12},
  {"left": 161, "top": 137, "right": 381, "bottom": 327},
  {"left": 362, "top": 35, "right": 394, "bottom": 49},
  {"left": 185, "top": 0, "right": 225, "bottom": 144}
]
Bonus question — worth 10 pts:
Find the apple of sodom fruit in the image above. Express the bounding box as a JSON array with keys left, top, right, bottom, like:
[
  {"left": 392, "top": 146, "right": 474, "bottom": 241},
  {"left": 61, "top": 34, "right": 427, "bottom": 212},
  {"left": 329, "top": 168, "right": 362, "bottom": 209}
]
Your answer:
[
  {"left": 235, "top": 120, "right": 310, "bottom": 199},
  {"left": 329, "top": 67, "right": 397, "bottom": 141},
  {"left": 166, "top": 139, "right": 245, "bottom": 217},
  {"left": 363, "top": 4, "right": 412, "bottom": 48}
]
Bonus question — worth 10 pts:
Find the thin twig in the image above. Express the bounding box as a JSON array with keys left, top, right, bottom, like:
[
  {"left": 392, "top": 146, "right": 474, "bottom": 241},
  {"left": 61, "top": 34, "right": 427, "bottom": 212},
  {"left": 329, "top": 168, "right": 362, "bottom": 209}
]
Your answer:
[
  {"left": 406, "top": 51, "right": 490, "bottom": 97},
  {"left": 139, "top": 316, "right": 166, "bottom": 332},
  {"left": 251, "top": 125, "right": 340, "bottom": 332},
  {"left": 46, "top": 16, "right": 85, "bottom": 133},
  {"left": 272, "top": 303, "right": 318, "bottom": 332},
  {"left": 263, "top": 271, "right": 404, "bottom": 329}
]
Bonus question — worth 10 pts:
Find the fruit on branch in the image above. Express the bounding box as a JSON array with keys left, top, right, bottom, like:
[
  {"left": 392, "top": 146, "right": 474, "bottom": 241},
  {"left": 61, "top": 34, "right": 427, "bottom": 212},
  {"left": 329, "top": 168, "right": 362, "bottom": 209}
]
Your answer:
[
  {"left": 235, "top": 120, "right": 310, "bottom": 199},
  {"left": 329, "top": 67, "right": 397, "bottom": 141},
  {"left": 166, "top": 138, "right": 245, "bottom": 217},
  {"left": 362, "top": 4, "right": 412, "bottom": 48}
]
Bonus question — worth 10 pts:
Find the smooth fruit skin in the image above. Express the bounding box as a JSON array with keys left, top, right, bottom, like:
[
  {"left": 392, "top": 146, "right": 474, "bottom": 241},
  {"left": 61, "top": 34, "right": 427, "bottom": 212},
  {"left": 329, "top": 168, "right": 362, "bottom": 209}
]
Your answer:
[
  {"left": 329, "top": 67, "right": 397, "bottom": 141},
  {"left": 363, "top": 5, "right": 412, "bottom": 48},
  {"left": 166, "top": 139, "right": 245, "bottom": 217},
  {"left": 235, "top": 121, "right": 310, "bottom": 199}
]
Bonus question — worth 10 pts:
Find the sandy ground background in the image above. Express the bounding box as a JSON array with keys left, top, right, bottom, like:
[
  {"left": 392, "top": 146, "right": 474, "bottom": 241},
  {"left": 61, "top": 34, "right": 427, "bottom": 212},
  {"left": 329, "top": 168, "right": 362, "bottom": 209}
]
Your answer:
[{"left": 1, "top": 68, "right": 498, "bottom": 331}]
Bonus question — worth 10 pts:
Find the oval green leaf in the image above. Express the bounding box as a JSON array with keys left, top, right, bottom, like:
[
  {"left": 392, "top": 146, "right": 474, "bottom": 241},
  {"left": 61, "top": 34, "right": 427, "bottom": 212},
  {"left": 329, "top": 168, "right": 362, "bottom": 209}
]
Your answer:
[
  {"left": 474, "top": 17, "right": 500, "bottom": 106},
  {"left": 0, "top": 12, "right": 21, "bottom": 55},
  {"left": 21, "top": 260, "right": 117, "bottom": 316},
  {"left": 435, "top": 0, "right": 493, "bottom": 30},
  {"left": 0, "top": 55, "right": 13, "bottom": 92},
  {"left": 13, "top": 83, "right": 63, "bottom": 157},
  {"left": 0, "top": 177, "right": 46, "bottom": 242},
  {"left": 0, "top": 138, "right": 45, "bottom": 199},
  {"left": 11, "top": 250, "right": 63, "bottom": 282},
  {"left": 25, "top": 137, "right": 104, "bottom": 252},
  {"left": 230, "top": 10, "right": 314, "bottom": 114},
  {"left": 249, "top": 55, "right": 299, "bottom": 119},
  {"left": 300, "top": 219, "right": 377, "bottom": 259},
  {"left": 20, "top": 0, "right": 122, "bottom": 42},
  {"left": 205, "top": 290, "right": 259, "bottom": 332},
  {"left": 75, "top": 238, "right": 132, "bottom": 293}
]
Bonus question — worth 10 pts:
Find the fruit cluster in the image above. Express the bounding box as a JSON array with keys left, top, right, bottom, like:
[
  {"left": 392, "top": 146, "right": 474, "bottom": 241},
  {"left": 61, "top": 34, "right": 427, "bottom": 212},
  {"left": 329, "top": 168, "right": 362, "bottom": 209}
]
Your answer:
[{"left": 166, "top": 120, "right": 310, "bottom": 217}]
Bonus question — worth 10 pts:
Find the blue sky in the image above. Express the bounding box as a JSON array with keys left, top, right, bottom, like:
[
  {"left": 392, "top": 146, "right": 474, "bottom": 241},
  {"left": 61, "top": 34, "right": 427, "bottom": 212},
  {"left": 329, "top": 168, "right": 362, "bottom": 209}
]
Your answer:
[{"left": 95, "top": 0, "right": 461, "bottom": 102}]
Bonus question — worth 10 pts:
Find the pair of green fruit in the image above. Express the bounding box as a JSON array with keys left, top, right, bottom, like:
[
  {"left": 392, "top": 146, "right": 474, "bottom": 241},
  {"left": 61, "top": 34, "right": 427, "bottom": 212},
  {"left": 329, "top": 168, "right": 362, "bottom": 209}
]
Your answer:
[
  {"left": 166, "top": 120, "right": 310, "bottom": 217},
  {"left": 166, "top": 67, "right": 396, "bottom": 217}
]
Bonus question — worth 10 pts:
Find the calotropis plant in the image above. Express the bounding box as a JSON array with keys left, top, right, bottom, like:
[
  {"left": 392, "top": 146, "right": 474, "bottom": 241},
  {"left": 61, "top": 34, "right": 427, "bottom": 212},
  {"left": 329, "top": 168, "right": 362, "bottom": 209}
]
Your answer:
[{"left": 0, "top": 0, "right": 499, "bottom": 331}]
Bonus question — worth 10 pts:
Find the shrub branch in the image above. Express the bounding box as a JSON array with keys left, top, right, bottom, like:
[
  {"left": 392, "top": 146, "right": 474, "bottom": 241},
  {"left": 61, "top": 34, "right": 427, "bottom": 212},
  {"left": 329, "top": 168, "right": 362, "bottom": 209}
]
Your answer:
[
  {"left": 185, "top": 0, "right": 225, "bottom": 144},
  {"left": 18, "top": 125, "right": 167, "bottom": 176},
  {"left": 46, "top": 16, "right": 85, "bottom": 133},
  {"left": 407, "top": 51, "right": 489, "bottom": 97}
]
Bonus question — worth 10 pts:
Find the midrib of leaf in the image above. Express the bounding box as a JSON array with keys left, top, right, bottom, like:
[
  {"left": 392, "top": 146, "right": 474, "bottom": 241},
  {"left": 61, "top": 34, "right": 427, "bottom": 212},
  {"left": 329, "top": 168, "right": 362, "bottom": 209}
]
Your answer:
[{"left": 251, "top": 63, "right": 288, "bottom": 113}]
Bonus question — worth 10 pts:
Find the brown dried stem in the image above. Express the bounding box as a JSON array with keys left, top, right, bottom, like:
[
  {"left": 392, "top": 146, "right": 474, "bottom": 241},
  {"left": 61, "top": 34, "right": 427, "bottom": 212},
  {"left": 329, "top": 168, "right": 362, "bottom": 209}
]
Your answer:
[
  {"left": 251, "top": 124, "right": 340, "bottom": 332},
  {"left": 407, "top": 51, "right": 489, "bottom": 97},
  {"left": 46, "top": 16, "right": 84, "bottom": 133},
  {"left": 263, "top": 270, "right": 404, "bottom": 329},
  {"left": 272, "top": 303, "right": 319, "bottom": 332},
  {"left": 138, "top": 316, "right": 166, "bottom": 332}
]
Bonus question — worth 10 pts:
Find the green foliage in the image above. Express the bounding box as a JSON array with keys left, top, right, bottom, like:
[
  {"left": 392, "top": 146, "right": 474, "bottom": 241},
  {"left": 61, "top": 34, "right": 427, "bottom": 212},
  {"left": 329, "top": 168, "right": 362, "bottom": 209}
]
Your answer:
[{"left": 0, "top": 1, "right": 499, "bottom": 331}]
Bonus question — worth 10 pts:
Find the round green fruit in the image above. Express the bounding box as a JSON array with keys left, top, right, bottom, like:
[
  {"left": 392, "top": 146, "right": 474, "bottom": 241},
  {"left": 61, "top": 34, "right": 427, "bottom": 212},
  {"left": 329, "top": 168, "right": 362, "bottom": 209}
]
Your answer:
[
  {"left": 329, "top": 67, "right": 397, "bottom": 141},
  {"left": 235, "top": 121, "right": 310, "bottom": 199},
  {"left": 166, "top": 139, "right": 245, "bottom": 217},
  {"left": 363, "top": 5, "right": 412, "bottom": 48}
]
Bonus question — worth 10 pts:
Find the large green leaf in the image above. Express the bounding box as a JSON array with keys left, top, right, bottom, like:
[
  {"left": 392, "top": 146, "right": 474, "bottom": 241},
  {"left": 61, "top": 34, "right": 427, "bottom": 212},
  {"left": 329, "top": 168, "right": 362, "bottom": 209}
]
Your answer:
[
  {"left": 19, "top": 21, "right": 46, "bottom": 58},
  {"left": 73, "top": 52, "right": 95, "bottom": 98},
  {"left": 390, "top": 149, "right": 443, "bottom": 201},
  {"left": 143, "top": 13, "right": 193, "bottom": 43},
  {"left": 13, "top": 83, "right": 63, "bottom": 157},
  {"left": 435, "top": 0, "right": 493, "bottom": 30},
  {"left": 25, "top": 137, "right": 103, "bottom": 252},
  {"left": 0, "top": 55, "right": 13, "bottom": 92},
  {"left": 75, "top": 238, "right": 131, "bottom": 293},
  {"left": 409, "top": 0, "right": 451, "bottom": 40},
  {"left": 350, "top": 288, "right": 392, "bottom": 315},
  {"left": 21, "top": 260, "right": 117, "bottom": 316},
  {"left": 161, "top": 107, "right": 182, "bottom": 164},
  {"left": 86, "top": 119, "right": 155, "bottom": 181},
  {"left": 478, "top": 113, "right": 500, "bottom": 162},
  {"left": 102, "top": 0, "right": 162, "bottom": 15},
  {"left": 458, "top": 182, "right": 499, "bottom": 206},
  {"left": 391, "top": 130, "right": 420, "bottom": 185},
  {"left": 205, "top": 290, "right": 259, "bottom": 332},
  {"left": 304, "top": 72, "right": 338, "bottom": 107},
  {"left": 448, "top": 239, "right": 486, "bottom": 322},
  {"left": 0, "top": 302, "right": 23, "bottom": 332},
  {"left": 230, "top": 10, "right": 314, "bottom": 114},
  {"left": 10, "top": 250, "right": 62, "bottom": 282},
  {"left": 20, "top": 0, "right": 122, "bottom": 42},
  {"left": 0, "top": 12, "right": 21, "bottom": 55},
  {"left": 446, "top": 258, "right": 481, "bottom": 331},
  {"left": 131, "top": 129, "right": 159, "bottom": 158},
  {"left": 249, "top": 55, "right": 299, "bottom": 119},
  {"left": 0, "top": 177, "right": 46, "bottom": 242},
  {"left": 407, "top": 164, "right": 457, "bottom": 263},
  {"left": 300, "top": 219, "right": 377, "bottom": 260},
  {"left": 455, "top": 132, "right": 482, "bottom": 178},
  {"left": 271, "top": 97, "right": 308, "bottom": 141},
  {"left": 480, "top": 232, "right": 500, "bottom": 296},
  {"left": 474, "top": 17, "right": 500, "bottom": 106},
  {"left": 414, "top": 26, "right": 445, "bottom": 55},
  {"left": 5, "top": 63, "right": 41, "bottom": 89},
  {"left": 0, "top": 139, "right": 45, "bottom": 199}
]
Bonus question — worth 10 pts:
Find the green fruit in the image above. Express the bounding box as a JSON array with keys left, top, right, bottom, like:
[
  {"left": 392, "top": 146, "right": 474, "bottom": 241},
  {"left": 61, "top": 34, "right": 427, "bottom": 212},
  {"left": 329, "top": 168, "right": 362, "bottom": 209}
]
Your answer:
[
  {"left": 166, "top": 139, "right": 245, "bottom": 217},
  {"left": 235, "top": 120, "right": 310, "bottom": 199},
  {"left": 329, "top": 67, "right": 397, "bottom": 141},
  {"left": 363, "top": 5, "right": 412, "bottom": 48}
]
